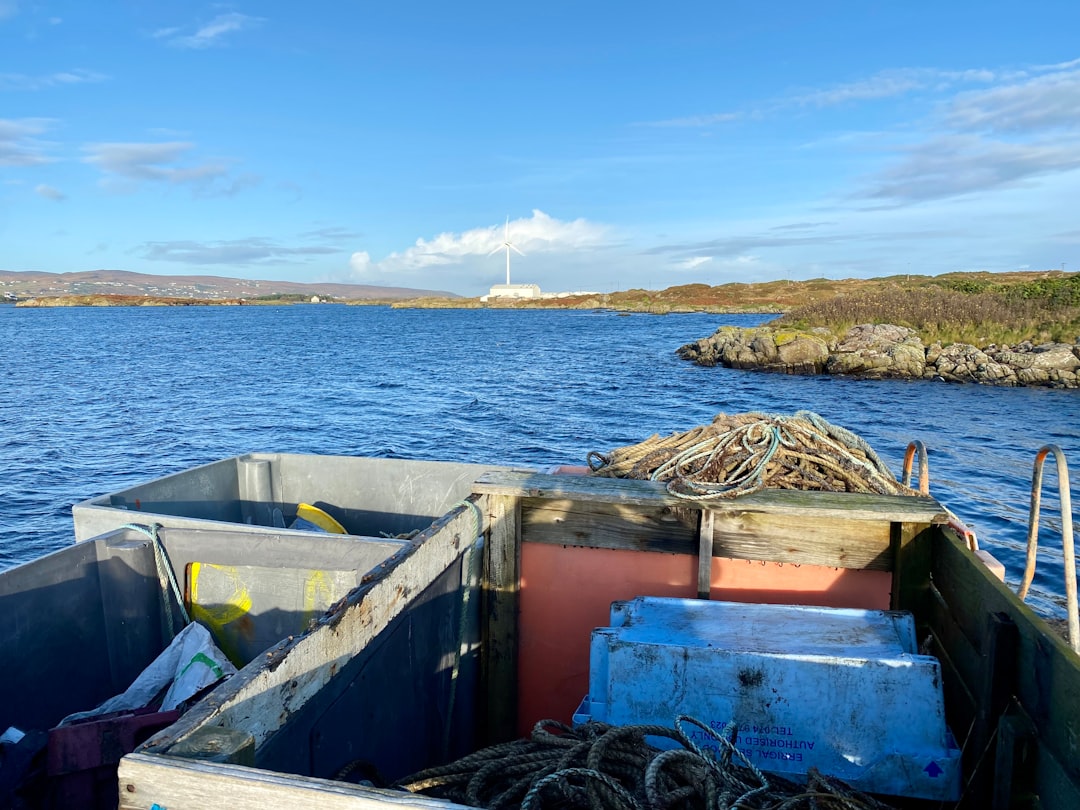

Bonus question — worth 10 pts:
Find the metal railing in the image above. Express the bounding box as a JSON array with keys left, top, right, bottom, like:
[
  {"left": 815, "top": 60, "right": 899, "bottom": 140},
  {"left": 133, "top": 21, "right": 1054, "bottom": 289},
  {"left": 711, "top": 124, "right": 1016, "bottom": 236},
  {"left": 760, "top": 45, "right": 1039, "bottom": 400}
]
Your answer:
[
  {"left": 902, "top": 440, "right": 930, "bottom": 496},
  {"left": 1017, "top": 445, "right": 1078, "bottom": 653}
]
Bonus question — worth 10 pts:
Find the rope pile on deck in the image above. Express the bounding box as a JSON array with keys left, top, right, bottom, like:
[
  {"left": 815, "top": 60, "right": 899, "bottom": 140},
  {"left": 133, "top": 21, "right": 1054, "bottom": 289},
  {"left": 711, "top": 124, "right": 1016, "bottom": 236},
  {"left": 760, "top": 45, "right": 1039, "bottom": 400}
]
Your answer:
[
  {"left": 587, "top": 410, "right": 916, "bottom": 500},
  {"left": 395, "top": 716, "right": 895, "bottom": 810}
]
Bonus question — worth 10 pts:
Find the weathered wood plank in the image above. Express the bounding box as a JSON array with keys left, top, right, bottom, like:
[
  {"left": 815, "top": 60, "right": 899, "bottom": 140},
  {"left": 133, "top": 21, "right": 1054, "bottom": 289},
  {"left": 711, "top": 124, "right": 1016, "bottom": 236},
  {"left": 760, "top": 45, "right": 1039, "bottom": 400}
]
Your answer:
[
  {"left": 481, "top": 494, "right": 520, "bottom": 745},
  {"left": 520, "top": 499, "right": 698, "bottom": 554},
  {"left": 931, "top": 530, "right": 1080, "bottom": 793},
  {"left": 140, "top": 500, "right": 487, "bottom": 756},
  {"left": 474, "top": 471, "right": 948, "bottom": 523},
  {"left": 118, "top": 753, "right": 471, "bottom": 809},
  {"left": 891, "top": 522, "right": 932, "bottom": 610},
  {"left": 168, "top": 727, "right": 255, "bottom": 766},
  {"left": 520, "top": 497, "right": 898, "bottom": 570},
  {"left": 698, "top": 511, "right": 714, "bottom": 598},
  {"left": 709, "top": 510, "right": 894, "bottom": 570},
  {"left": 926, "top": 583, "right": 983, "bottom": 709}
]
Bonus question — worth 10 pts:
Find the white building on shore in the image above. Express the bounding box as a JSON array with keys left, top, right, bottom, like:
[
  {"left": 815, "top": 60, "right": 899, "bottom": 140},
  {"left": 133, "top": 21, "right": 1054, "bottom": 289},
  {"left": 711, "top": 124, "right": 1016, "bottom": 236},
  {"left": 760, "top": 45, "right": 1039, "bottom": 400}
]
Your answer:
[{"left": 480, "top": 283, "right": 541, "bottom": 302}]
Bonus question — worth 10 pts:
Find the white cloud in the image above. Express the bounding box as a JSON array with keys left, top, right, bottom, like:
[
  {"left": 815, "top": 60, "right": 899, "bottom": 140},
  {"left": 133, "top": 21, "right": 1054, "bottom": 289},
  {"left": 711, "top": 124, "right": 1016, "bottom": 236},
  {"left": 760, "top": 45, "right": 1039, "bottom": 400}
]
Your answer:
[
  {"left": 156, "top": 13, "right": 263, "bottom": 49},
  {"left": 353, "top": 210, "right": 610, "bottom": 277},
  {"left": 0, "top": 118, "right": 54, "bottom": 165},
  {"left": 0, "top": 68, "right": 108, "bottom": 91},
  {"left": 342, "top": 212, "right": 614, "bottom": 294},
  {"left": 35, "top": 183, "right": 66, "bottom": 201},
  {"left": 677, "top": 256, "right": 712, "bottom": 270},
  {"left": 349, "top": 251, "right": 372, "bottom": 273},
  {"left": 0, "top": 1, "right": 17, "bottom": 22}
]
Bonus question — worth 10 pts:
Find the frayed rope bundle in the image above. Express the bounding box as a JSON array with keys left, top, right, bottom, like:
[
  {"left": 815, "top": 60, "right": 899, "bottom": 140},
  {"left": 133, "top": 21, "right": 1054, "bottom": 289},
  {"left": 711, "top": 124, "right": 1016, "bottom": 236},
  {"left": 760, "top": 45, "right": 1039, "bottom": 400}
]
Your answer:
[
  {"left": 395, "top": 716, "right": 895, "bottom": 810},
  {"left": 587, "top": 411, "right": 915, "bottom": 501}
]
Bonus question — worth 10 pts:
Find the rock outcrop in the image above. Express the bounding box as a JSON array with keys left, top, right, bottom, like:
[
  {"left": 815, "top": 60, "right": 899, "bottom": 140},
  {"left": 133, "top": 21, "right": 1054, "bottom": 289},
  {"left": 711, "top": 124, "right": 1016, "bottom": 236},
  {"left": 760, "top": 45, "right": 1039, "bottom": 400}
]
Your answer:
[
  {"left": 679, "top": 326, "right": 830, "bottom": 375},
  {"left": 826, "top": 324, "right": 926, "bottom": 379},
  {"left": 677, "top": 324, "right": 1080, "bottom": 389}
]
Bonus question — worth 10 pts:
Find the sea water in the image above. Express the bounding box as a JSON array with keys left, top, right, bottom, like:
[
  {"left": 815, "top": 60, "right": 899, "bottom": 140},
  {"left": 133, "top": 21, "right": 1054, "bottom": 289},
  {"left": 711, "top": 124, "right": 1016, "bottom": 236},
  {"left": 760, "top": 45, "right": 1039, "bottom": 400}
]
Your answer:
[{"left": 0, "top": 304, "right": 1076, "bottom": 620}]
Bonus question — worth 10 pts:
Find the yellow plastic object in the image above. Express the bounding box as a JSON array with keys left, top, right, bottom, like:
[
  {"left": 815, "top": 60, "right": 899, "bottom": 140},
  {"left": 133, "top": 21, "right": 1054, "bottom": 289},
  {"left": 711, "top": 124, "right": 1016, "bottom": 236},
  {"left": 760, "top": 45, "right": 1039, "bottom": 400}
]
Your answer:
[{"left": 296, "top": 502, "right": 347, "bottom": 534}]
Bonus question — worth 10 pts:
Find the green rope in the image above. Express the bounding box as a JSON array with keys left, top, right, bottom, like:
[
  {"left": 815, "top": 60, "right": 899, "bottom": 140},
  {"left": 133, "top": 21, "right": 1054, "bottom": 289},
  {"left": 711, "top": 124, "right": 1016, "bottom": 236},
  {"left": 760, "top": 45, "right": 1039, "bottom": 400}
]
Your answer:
[{"left": 123, "top": 522, "right": 190, "bottom": 639}]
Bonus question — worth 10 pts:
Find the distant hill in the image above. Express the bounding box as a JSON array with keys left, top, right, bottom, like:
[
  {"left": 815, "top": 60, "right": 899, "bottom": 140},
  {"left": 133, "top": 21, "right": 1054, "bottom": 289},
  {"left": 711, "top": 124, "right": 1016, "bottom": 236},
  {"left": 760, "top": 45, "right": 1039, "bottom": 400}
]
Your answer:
[
  {"left": 0, "top": 269, "right": 458, "bottom": 301},
  {"left": 394, "top": 270, "right": 1078, "bottom": 313}
]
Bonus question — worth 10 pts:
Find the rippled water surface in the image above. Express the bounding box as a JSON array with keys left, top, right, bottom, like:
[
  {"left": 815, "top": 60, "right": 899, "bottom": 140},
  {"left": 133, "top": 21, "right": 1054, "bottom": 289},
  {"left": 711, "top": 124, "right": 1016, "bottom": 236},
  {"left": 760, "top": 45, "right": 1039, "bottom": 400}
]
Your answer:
[{"left": 1, "top": 304, "right": 1077, "bottom": 618}]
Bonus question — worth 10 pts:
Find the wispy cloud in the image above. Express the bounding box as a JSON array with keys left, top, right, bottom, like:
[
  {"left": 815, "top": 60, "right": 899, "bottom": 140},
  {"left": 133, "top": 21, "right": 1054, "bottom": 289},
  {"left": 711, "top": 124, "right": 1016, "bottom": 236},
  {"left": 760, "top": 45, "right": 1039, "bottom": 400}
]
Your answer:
[
  {"left": 857, "top": 60, "right": 1080, "bottom": 205},
  {"left": 769, "top": 221, "right": 835, "bottom": 232},
  {"left": 154, "top": 13, "right": 263, "bottom": 49},
  {"left": 299, "top": 226, "right": 362, "bottom": 242},
  {"left": 645, "top": 66, "right": 999, "bottom": 128},
  {"left": 350, "top": 210, "right": 610, "bottom": 278},
  {"left": 676, "top": 256, "right": 712, "bottom": 270},
  {"left": 0, "top": 68, "right": 107, "bottom": 91},
  {"left": 82, "top": 141, "right": 259, "bottom": 196},
  {"left": 35, "top": 183, "right": 66, "bottom": 201},
  {"left": 861, "top": 135, "right": 1080, "bottom": 204},
  {"left": 0, "top": 1, "right": 18, "bottom": 22},
  {"left": 141, "top": 237, "right": 339, "bottom": 266},
  {"left": 643, "top": 231, "right": 839, "bottom": 262},
  {"left": 644, "top": 112, "right": 743, "bottom": 128},
  {"left": 792, "top": 67, "right": 997, "bottom": 108},
  {"left": 944, "top": 67, "right": 1080, "bottom": 133},
  {"left": 0, "top": 118, "right": 55, "bottom": 165}
]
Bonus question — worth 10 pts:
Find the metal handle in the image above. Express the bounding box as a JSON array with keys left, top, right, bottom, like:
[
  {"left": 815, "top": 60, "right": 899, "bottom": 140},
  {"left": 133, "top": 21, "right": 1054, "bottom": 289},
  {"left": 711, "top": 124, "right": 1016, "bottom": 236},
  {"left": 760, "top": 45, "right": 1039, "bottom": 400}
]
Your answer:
[
  {"left": 1017, "top": 445, "right": 1078, "bottom": 653},
  {"left": 902, "top": 440, "right": 930, "bottom": 495}
]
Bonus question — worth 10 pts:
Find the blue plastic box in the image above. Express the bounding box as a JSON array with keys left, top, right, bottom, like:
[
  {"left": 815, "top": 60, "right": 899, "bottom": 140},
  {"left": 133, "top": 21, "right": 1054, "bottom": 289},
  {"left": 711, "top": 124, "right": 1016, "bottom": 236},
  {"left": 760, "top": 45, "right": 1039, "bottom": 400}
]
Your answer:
[{"left": 574, "top": 596, "right": 961, "bottom": 801}]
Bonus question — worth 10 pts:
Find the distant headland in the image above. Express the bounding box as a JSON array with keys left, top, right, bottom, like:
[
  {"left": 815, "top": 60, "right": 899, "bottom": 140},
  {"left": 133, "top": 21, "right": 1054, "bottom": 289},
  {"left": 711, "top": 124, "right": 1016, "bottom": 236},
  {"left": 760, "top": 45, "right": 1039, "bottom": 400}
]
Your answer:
[
  {"left": 7, "top": 268, "right": 1079, "bottom": 387},
  {"left": 0, "top": 269, "right": 457, "bottom": 304}
]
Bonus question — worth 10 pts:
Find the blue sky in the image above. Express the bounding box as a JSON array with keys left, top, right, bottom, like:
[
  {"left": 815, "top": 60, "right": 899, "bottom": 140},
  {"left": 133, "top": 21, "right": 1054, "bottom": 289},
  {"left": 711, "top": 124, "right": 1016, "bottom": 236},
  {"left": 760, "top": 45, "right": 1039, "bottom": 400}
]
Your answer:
[{"left": 2, "top": 2, "right": 1079, "bottom": 296}]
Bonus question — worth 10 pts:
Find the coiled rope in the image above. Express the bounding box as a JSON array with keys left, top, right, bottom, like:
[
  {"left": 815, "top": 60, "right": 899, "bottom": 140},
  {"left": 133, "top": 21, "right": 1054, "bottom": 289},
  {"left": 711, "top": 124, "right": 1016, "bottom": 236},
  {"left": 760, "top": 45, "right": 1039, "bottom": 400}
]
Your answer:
[
  {"left": 395, "top": 716, "right": 895, "bottom": 809},
  {"left": 587, "top": 411, "right": 915, "bottom": 501}
]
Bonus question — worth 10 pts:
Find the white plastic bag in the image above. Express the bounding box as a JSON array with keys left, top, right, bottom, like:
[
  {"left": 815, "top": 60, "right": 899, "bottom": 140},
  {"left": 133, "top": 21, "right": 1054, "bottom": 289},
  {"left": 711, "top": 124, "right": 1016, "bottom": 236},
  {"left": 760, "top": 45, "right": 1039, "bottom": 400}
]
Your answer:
[{"left": 60, "top": 622, "right": 237, "bottom": 725}]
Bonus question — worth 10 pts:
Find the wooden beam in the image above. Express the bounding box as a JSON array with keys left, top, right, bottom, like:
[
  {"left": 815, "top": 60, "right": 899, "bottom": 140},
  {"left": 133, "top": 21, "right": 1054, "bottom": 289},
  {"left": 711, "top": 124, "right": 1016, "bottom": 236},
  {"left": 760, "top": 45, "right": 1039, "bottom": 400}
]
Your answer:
[
  {"left": 891, "top": 522, "right": 932, "bottom": 611},
  {"left": 168, "top": 727, "right": 255, "bottom": 766},
  {"left": 480, "top": 494, "right": 519, "bottom": 745},
  {"left": 118, "top": 753, "right": 470, "bottom": 809},
  {"left": 697, "top": 510, "right": 714, "bottom": 599},
  {"left": 517, "top": 493, "right": 899, "bottom": 570},
  {"left": 520, "top": 499, "right": 698, "bottom": 554},
  {"left": 473, "top": 471, "right": 948, "bottom": 524},
  {"left": 992, "top": 711, "right": 1038, "bottom": 810},
  {"left": 710, "top": 509, "right": 893, "bottom": 570}
]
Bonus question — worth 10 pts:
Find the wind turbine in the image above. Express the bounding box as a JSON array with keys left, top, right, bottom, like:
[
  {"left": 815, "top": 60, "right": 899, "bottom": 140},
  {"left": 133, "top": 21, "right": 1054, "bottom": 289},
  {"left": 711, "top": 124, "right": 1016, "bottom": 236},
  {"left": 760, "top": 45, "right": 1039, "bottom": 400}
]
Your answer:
[{"left": 488, "top": 216, "right": 525, "bottom": 285}]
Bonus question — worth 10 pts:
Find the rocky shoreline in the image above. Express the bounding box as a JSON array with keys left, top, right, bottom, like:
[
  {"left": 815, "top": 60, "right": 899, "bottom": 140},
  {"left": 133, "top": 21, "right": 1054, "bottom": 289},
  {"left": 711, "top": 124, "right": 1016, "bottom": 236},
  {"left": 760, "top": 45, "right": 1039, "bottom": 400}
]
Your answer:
[{"left": 677, "top": 324, "right": 1080, "bottom": 389}]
